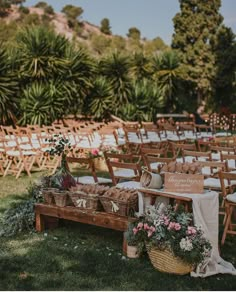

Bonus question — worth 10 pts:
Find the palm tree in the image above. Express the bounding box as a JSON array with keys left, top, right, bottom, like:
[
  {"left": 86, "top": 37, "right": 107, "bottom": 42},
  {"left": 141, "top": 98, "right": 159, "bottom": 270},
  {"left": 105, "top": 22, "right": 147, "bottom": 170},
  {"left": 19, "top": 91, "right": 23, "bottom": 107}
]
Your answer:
[
  {"left": 85, "top": 77, "right": 114, "bottom": 120},
  {"left": 98, "top": 51, "right": 132, "bottom": 114},
  {"left": 19, "top": 81, "right": 64, "bottom": 126},
  {"left": 129, "top": 51, "right": 151, "bottom": 81},
  {"left": 16, "top": 26, "right": 69, "bottom": 82},
  {"left": 151, "top": 50, "right": 186, "bottom": 112},
  {"left": 0, "top": 44, "right": 19, "bottom": 125},
  {"left": 15, "top": 26, "right": 94, "bottom": 122},
  {"left": 120, "top": 79, "right": 165, "bottom": 122}
]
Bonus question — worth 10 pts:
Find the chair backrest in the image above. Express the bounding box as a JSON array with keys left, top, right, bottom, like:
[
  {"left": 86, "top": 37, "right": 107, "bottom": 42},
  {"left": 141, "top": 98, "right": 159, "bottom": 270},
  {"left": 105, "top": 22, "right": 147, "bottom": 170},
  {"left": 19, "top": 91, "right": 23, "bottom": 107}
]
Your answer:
[
  {"left": 170, "top": 142, "right": 197, "bottom": 157},
  {"left": 196, "top": 160, "right": 228, "bottom": 178},
  {"left": 103, "top": 152, "right": 142, "bottom": 185},
  {"left": 210, "top": 145, "right": 236, "bottom": 154},
  {"left": 220, "top": 153, "right": 236, "bottom": 170},
  {"left": 214, "top": 136, "right": 235, "bottom": 147},
  {"left": 182, "top": 150, "right": 212, "bottom": 162},
  {"left": 218, "top": 171, "right": 236, "bottom": 198},
  {"left": 66, "top": 156, "right": 98, "bottom": 183}
]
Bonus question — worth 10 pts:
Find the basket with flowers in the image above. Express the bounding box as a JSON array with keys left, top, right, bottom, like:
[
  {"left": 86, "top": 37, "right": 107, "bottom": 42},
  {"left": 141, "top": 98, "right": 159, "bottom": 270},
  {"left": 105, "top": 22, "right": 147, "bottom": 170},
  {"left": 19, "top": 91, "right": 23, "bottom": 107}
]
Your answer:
[
  {"left": 42, "top": 135, "right": 76, "bottom": 207},
  {"left": 127, "top": 204, "right": 212, "bottom": 275}
]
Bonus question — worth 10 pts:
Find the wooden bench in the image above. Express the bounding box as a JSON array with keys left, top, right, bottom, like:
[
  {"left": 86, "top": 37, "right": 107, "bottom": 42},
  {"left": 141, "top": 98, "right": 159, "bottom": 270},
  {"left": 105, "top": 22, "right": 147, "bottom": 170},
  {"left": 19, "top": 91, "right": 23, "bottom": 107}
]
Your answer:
[{"left": 35, "top": 203, "right": 135, "bottom": 253}]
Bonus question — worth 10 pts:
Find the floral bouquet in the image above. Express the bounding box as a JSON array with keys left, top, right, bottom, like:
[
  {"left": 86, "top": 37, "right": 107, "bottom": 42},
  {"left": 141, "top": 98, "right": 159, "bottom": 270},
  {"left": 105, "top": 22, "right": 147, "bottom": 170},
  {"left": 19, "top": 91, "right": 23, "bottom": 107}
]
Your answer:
[
  {"left": 45, "top": 135, "right": 76, "bottom": 190},
  {"left": 131, "top": 204, "right": 212, "bottom": 266},
  {"left": 87, "top": 148, "right": 103, "bottom": 159}
]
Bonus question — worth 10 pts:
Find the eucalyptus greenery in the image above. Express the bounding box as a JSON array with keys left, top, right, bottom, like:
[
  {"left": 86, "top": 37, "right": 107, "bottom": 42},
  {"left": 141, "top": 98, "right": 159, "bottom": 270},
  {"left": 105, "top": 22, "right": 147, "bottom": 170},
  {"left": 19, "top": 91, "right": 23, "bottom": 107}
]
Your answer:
[{"left": 0, "top": 182, "right": 43, "bottom": 237}]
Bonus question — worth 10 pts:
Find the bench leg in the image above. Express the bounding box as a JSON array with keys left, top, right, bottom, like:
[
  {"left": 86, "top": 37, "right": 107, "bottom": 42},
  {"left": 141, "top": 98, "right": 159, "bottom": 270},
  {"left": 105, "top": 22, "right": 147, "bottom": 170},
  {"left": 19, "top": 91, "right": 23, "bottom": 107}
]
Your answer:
[
  {"left": 35, "top": 213, "right": 45, "bottom": 232},
  {"left": 122, "top": 232, "right": 127, "bottom": 255}
]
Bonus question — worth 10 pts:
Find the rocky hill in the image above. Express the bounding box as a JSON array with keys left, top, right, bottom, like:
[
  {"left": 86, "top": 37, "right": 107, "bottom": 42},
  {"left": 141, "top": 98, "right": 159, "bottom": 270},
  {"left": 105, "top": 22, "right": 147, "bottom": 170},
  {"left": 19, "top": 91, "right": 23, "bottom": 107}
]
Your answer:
[{"left": 4, "top": 5, "right": 118, "bottom": 44}]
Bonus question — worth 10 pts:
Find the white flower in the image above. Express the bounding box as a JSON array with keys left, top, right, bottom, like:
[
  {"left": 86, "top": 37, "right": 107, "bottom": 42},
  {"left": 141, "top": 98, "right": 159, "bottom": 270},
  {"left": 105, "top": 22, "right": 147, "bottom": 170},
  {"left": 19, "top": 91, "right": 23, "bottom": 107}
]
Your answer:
[{"left": 180, "top": 237, "right": 193, "bottom": 251}]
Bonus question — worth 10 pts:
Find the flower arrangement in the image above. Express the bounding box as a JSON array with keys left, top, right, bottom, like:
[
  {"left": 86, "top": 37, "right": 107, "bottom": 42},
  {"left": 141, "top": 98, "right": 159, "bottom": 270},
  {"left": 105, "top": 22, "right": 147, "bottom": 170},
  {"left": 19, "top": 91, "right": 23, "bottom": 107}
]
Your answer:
[
  {"left": 87, "top": 148, "right": 103, "bottom": 159},
  {"left": 45, "top": 135, "right": 76, "bottom": 190},
  {"left": 129, "top": 204, "right": 212, "bottom": 266}
]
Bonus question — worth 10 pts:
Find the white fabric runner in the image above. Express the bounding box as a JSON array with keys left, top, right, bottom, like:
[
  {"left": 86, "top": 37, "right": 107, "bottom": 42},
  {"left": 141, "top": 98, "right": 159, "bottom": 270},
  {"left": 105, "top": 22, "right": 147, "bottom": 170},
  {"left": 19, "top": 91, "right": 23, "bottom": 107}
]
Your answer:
[{"left": 138, "top": 188, "right": 236, "bottom": 277}]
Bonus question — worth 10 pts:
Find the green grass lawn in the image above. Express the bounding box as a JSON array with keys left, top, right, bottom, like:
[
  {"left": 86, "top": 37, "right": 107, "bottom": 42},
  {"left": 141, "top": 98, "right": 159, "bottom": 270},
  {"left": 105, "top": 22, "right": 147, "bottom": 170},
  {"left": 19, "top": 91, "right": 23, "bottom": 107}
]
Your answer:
[{"left": 1, "top": 171, "right": 236, "bottom": 291}]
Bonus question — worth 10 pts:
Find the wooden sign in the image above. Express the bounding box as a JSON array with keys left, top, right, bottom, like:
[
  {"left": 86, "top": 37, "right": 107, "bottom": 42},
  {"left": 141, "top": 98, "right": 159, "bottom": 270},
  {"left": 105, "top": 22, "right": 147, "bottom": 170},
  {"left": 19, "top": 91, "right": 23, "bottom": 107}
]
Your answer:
[{"left": 164, "top": 173, "right": 204, "bottom": 194}]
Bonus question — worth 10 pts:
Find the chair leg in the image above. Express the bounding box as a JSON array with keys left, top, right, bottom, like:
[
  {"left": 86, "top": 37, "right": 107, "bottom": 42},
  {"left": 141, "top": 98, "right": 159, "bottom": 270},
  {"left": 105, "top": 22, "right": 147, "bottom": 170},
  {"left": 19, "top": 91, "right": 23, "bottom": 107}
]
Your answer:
[{"left": 221, "top": 205, "right": 233, "bottom": 245}]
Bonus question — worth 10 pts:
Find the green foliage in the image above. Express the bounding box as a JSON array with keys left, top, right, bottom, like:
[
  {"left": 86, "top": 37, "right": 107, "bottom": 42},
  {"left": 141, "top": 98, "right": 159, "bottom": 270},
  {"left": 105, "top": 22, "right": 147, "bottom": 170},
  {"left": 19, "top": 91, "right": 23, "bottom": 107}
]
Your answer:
[
  {"left": 19, "top": 80, "right": 68, "bottom": 125},
  {"left": 98, "top": 52, "right": 132, "bottom": 113},
  {"left": 100, "top": 18, "right": 111, "bottom": 35},
  {"left": 127, "top": 27, "right": 141, "bottom": 40},
  {"left": 120, "top": 79, "right": 164, "bottom": 122},
  {"left": 90, "top": 34, "right": 111, "bottom": 55},
  {"left": 130, "top": 51, "right": 151, "bottom": 80},
  {"left": 18, "top": 5, "right": 29, "bottom": 14},
  {"left": 143, "top": 37, "right": 168, "bottom": 55},
  {"left": 110, "top": 35, "right": 126, "bottom": 52},
  {"left": 211, "top": 25, "right": 236, "bottom": 109},
  {"left": 85, "top": 77, "right": 114, "bottom": 120},
  {"left": 0, "top": 182, "right": 43, "bottom": 237},
  {"left": 62, "top": 4, "right": 83, "bottom": 20},
  {"left": 16, "top": 26, "right": 69, "bottom": 80},
  {"left": 151, "top": 50, "right": 187, "bottom": 112},
  {"left": 0, "top": 44, "right": 19, "bottom": 124},
  {"left": 172, "top": 0, "right": 223, "bottom": 103},
  {"left": 0, "top": 0, "right": 11, "bottom": 17},
  {"left": 44, "top": 5, "right": 54, "bottom": 15},
  {"left": 135, "top": 205, "right": 212, "bottom": 265},
  {"left": 34, "top": 1, "right": 48, "bottom": 8},
  {"left": 124, "top": 222, "right": 140, "bottom": 246}
]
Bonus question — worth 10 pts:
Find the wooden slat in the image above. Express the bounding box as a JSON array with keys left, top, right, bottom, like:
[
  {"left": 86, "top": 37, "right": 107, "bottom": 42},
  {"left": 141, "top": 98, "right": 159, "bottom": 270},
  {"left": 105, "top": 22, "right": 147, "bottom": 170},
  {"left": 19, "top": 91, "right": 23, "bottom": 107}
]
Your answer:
[
  {"left": 138, "top": 188, "right": 192, "bottom": 202},
  {"left": 35, "top": 203, "right": 133, "bottom": 232}
]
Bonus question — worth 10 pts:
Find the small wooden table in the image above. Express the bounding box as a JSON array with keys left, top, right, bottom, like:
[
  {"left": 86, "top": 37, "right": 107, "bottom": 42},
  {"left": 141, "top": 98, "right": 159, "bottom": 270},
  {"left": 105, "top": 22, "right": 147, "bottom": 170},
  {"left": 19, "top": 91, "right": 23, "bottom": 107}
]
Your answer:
[
  {"left": 35, "top": 203, "right": 135, "bottom": 253},
  {"left": 137, "top": 188, "right": 193, "bottom": 216}
]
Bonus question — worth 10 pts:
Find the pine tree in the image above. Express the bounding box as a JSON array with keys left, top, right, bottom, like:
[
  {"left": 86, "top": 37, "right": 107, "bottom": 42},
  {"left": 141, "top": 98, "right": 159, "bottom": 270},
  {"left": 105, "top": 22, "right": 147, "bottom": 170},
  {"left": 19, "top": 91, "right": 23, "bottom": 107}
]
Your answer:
[
  {"left": 211, "top": 25, "right": 236, "bottom": 111},
  {"left": 172, "top": 0, "right": 223, "bottom": 103},
  {"left": 100, "top": 18, "right": 111, "bottom": 35}
]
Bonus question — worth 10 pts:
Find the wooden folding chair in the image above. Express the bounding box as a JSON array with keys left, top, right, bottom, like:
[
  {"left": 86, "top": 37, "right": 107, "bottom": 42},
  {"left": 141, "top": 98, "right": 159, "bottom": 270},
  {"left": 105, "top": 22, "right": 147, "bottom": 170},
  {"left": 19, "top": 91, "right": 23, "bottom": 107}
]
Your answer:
[
  {"left": 182, "top": 150, "right": 212, "bottom": 163},
  {"left": 104, "top": 152, "right": 142, "bottom": 186},
  {"left": 170, "top": 141, "right": 197, "bottom": 158},
  {"left": 140, "top": 147, "right": 168, "bottom": 172},
  {"left": 219, "top": 171, "right": 236, "bottom": 245},
  {"left": 220, "top": 153, "right": 236, "bottom": 172},
  {"left": 66, "top": 156, "right": 112, "bottom": 185}
]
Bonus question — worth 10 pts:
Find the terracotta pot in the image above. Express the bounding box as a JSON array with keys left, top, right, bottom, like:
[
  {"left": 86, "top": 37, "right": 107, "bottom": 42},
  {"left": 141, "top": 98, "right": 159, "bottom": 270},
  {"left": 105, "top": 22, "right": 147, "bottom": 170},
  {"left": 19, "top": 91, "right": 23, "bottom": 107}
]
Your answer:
[{"left": 126, "top": 245, "right": 139, "bottom": 258}]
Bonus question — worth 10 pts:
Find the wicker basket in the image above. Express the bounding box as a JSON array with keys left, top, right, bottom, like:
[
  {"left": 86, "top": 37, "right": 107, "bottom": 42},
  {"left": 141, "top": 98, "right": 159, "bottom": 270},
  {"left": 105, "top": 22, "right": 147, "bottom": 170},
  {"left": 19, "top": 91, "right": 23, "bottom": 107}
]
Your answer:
[
  {"left": 69, "top": 191, "right": 101, "bottom": 210},
  {"left": 42, "top": 188, "right": 57, "bottom": 204},
  {"left": 52, "top": 190, "right": 68, "bottom": 207},
  {"left": 94, "top": 157, "right": 108, "bottom": 171},
  {"left": 147, "top": 246, "right": 193, "bottom": 275},
  {"left": 100, "top": 195, "right": 137, "bottom": 217}
]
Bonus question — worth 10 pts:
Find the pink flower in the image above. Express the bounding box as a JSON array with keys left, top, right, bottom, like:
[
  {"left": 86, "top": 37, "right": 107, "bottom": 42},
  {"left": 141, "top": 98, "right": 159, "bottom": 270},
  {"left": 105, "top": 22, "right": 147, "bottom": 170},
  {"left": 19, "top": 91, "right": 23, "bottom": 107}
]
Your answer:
[
  {"left": 168, "top": 222, "right": 181, "bottom": 231},
  {"left": 91, "top": 148, "right": 99, "bottom": 156},
  {"left": 133, "top": 227, "right": 138, "bottom": 235},
  {"left": 187, "top": 226, "right": 197, "bottom": 235},
  {"left": 149, "top": 226, "right": 156, "bottom": 232},
  {"left": 147, "top": 230, "right": 154, "bottom": 237},
  {"left": 174, "top": 223, "right": 181, "bottom": 231},
  {"left": 137, "top": 222, "right": 143, "bottom": 230},
  {"left": 163, "top": 216, "right": 170, "bottom": 226},
  {"left": 144, "top": 223, "right": 150, "bottom": 230},
  {"left": 168, "top": 222, "right": 176, "bottom": 230}
]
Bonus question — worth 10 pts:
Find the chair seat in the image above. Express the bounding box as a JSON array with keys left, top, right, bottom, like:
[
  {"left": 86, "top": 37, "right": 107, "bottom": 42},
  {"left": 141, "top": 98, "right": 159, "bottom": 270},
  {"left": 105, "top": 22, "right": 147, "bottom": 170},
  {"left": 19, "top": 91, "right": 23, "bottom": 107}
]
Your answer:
[
  {"left": 116, "top": 181, "right": 141, "bottom": 189},
  {"left": 114, "top": 169, "right": 137, "bottom": 178},
  {"left": 226, "top": 193, "right": 236, "bottom": 203},
  {"left": 75, "top": 176, "right": 112, "bottom": 185},
  {"left": 204, "top": 178, "right": 236, "bottom": 189}
]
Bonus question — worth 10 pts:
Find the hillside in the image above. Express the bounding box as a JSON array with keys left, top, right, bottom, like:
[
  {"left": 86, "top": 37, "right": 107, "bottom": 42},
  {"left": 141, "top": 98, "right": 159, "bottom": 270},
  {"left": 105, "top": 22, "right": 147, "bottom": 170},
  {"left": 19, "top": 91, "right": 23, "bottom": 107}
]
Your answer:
[
  {"left": 4, "top": 5, "right": 120, "bottom": 46},
  {"left": 1, "top": 4, "right": 168, "bottom": 55}
]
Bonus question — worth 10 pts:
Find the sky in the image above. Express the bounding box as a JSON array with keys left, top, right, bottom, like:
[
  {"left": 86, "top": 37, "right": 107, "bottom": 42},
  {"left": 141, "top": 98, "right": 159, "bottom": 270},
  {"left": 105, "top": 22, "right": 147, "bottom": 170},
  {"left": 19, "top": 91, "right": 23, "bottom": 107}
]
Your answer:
[{"left": 24, "top": 0, "right": 236, "bottom": 45}]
